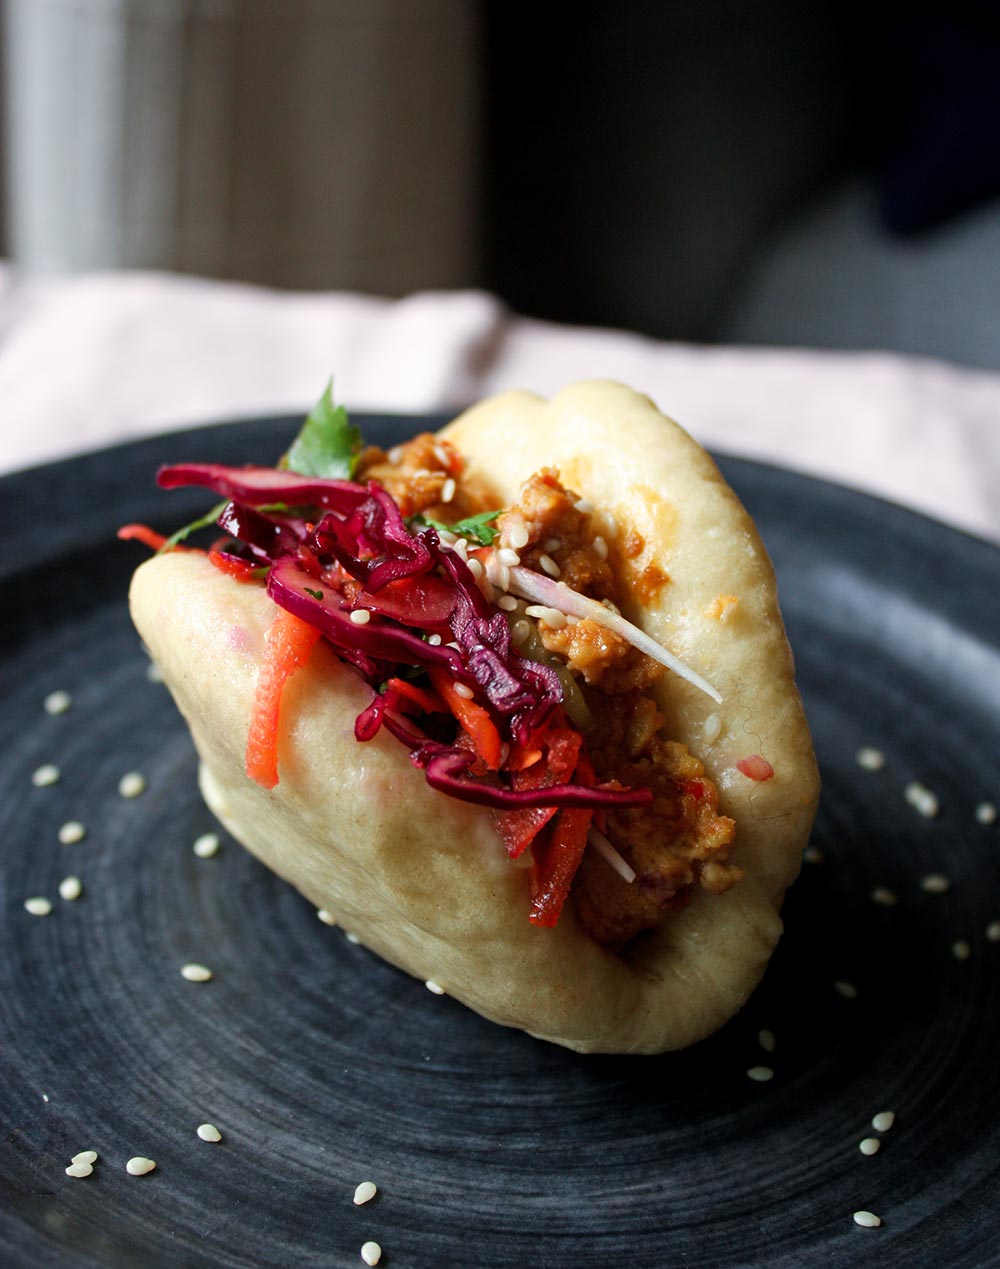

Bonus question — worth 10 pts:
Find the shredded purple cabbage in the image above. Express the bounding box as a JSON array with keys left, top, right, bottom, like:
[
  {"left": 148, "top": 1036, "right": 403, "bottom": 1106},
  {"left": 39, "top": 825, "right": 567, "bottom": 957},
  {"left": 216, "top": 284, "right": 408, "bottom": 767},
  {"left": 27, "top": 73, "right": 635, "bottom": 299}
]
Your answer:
[{"left": 159, "top": 460, "right": 650, "bottom": 812}]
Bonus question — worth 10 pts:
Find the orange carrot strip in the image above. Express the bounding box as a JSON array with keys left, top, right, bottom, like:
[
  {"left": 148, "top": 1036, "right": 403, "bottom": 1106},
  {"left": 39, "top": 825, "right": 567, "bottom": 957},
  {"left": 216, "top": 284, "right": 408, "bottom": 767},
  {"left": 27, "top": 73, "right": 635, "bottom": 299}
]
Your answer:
[
  {"left": 428, "top": 668, "right": 503, "bottom": 771},
  {"left": 385, "top": 676, "right": 446, "bottom": 715},
  {"left": 208, "top": 550, "right": 258, "bottom": 583},
  {"left": 117, "top": 523, "right": 187, "bottom": 552},
  {"left": 245, "top": 608, "right": 322, "bottom": 789}
]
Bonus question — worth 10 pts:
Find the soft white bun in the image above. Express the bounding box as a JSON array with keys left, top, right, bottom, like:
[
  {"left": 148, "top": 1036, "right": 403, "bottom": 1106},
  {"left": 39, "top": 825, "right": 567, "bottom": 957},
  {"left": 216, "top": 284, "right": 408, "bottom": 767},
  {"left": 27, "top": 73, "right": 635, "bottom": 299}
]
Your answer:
[{"left": 129, "top": 381, "right": 819, "bottom": 1053}]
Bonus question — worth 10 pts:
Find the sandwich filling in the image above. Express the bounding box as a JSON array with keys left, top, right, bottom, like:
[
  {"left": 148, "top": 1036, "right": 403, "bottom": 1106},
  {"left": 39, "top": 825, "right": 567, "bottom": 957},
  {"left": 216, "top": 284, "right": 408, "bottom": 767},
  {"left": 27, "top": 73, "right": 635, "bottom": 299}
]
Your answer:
[{"left": 123, "top": 389, "right": 742, "bottom": 948}]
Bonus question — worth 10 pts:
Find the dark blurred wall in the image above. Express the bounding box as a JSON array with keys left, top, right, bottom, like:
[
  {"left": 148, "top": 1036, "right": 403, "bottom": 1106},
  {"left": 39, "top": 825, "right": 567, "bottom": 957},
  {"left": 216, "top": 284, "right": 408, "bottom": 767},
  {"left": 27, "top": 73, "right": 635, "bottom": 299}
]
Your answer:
[{"left": 484, "top": 2, "right": 856, "bottom": 340}]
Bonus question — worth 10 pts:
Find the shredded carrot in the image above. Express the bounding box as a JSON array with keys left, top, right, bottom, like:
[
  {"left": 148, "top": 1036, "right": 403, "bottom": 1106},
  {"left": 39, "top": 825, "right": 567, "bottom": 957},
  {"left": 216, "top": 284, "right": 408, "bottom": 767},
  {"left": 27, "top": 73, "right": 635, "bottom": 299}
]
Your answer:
[
  {"left": 245, "top": 608, "right": 322, "bottom": 789},
  {"left": 385, "top": 676, "right": 446, "bottom": 716},
  {"left": 208, "top": 550, "right": 258, "bottom": 583},
  {"left": 428, "top": 668, "right": 503, "bottom": 770},
  {"left": 117, "top": 523, "right": 188, "bottom": 552}
]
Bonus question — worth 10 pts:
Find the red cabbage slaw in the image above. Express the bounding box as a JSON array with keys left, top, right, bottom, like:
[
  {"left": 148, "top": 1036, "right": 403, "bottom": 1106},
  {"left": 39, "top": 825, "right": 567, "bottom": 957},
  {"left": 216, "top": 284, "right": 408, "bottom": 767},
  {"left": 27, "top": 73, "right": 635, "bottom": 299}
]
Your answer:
[{"left": 156, "top": 461, "right": 652, "bottom": 813}]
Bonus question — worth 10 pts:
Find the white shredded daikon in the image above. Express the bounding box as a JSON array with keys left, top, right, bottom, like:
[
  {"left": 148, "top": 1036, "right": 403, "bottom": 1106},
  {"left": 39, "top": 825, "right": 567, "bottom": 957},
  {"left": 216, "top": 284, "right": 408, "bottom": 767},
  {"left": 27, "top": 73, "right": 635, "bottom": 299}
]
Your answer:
[
  {"left": 504, "top": 563, "right": 723, "bottom": 703},
  {"left": 588, "top": 827, "right": 636, "bottom": 883}
]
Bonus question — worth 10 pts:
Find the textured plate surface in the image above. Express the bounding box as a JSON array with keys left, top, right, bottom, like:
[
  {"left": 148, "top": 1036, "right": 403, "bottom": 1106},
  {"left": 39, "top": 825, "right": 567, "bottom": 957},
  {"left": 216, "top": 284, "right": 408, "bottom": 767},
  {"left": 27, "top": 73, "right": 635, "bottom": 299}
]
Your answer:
[{"left": 1, "top": 414, "right": 998, "bottom": 1269}]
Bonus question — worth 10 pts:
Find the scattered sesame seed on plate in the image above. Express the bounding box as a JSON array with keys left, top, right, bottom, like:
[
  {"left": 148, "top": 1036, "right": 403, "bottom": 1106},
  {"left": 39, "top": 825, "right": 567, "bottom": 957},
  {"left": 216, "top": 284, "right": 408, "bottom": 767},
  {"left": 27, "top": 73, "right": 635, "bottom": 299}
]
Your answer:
[
  {"left": 65, "top": 1162, "right": 93, "bottom": 1178},
  {"left": 856, "top": 747, "right": 885, "bottom": 771},
  {"left": 975, "top": 801, "right": 998, "bottom": 825},
  {"left": 118, "top": 771, "right": 146, "bottom": 799},
  {"left": 803, "top": 845, "right": 823, "bottom": 865},
  {"left": 747, "top": 1066, "right": 774, "bottom": 1083},
  {"left": 859, "top": 1138, "right": 881, "bottom": 1156},
  {"left": 360, "top": 1241, "right": 382, "bottom": 1266},
  {"left": 146, "top": 661, "right": 165, "bottom": 683},
  {"left": 353, "top": 1181, "right": 377, "bottom": 1205},
  {"left": 834, "top": 980, "right": 858, "bottom": 1000},
  {"left": 193, "top": 832, "right": 220, "bottom": 859},
  {"left": 126, "top": 1157, "right": 156, "bottom": 1176},
  {"left": 921, "top": 873, "right": 950, "bottom": 894},
  {"left": 987, "top": 921, "right": 1000, "bottom": 943},
  {"left": 904, "top": 781, "right": 939, "bottom": 818},
  {"left": 345, "top": 931, "right": 361, "bottom": 945},
  {"left": 58, "top": 876, "right": 82, "bottom": 902},
  {"left": 180, "top": 963, "right": 213, "bottom": 983},
  {"left": 43, "top": 690, "right": 72, "bottom": 715},
  {"left": 24, "top": 897, "right": 52, "bottom": 916},
  {"left": 317, "top": 908, "right": 337, "bottom": 926},
  {"left": 58, "top": 821, "right": 86, "bottom": 845},
  {"left": 425, "top": 980, "right": 445, "bottom": 995},
  {"left": 871, "top": 1111, "right": 895, "bottom": 1132},
  {"left": 951, "top": 939, "right": 972, "bottom": 962},
  {"left": 870, "top": 886, "right": 898, "bottom": 907},
  {"left": 197, "top": 1123, "right": 222, "bottom": 1142},
  {"left": 72, "top": 1151, "right": 98, "bottom": 1165},
  {"left": 757, "top": 1029, "right": 776, "bottom": 1053},
  {"left": 32, "top": 764, "right": 60, "bottom": 788},
  {"left": 853, "top": 1210, "right": 882, "bottom": 1228}
]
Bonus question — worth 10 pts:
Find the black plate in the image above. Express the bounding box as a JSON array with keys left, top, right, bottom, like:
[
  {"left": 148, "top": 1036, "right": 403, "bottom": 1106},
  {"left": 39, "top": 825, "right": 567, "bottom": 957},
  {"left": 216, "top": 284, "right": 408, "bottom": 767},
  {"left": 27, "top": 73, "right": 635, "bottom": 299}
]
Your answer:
[{"left": 2, "top": 415, "right": 998, "bottom": 1269}]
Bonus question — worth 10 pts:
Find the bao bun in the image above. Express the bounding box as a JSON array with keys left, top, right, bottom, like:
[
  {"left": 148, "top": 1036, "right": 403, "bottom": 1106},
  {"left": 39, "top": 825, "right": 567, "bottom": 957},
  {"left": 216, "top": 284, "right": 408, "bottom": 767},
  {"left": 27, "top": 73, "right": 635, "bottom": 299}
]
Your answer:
[{"left": 129, "top": 381, "right": 820, "bottom": 1053}]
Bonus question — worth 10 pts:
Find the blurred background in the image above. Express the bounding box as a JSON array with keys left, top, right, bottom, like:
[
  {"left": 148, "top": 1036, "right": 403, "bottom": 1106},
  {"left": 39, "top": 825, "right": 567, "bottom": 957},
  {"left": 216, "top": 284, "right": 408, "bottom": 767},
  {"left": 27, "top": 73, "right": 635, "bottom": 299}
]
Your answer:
[
  {"left": 1, "top": 0, "right": 999, "bottom": 541},
  {"left": 3, "top": 0, "right": 999, "bottom": 370}
]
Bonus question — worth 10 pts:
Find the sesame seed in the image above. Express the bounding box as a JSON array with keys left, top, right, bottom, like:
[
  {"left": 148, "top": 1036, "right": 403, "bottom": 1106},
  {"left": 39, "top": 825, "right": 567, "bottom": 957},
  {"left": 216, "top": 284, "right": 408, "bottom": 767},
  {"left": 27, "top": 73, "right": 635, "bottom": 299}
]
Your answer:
[
  {"left": 757, "top": 1029, "right": 776, "bottom": 1054},
  {"left": 196, "top": 1123, "right": 222, "bottom": 1142},
  {"left": 180, "top": 963, "right": 213, "bottom": 983},
  {"left": 345, "top": 931, "right": 361, "bottom": 944},
  {"left": 856, "top": 747, "right": 885, "bottom": 771},
  {"left": 350, "top": 609, "right": 371, "bottom": 625},
  {"left": 870, "top": 886, "right": 898, "bottom": 907},
  {"left": 466, "top": 557, "right": 484, "bottom": 580},
  {"left": 512, "top": 619, "right": 531, "bottom": 645},
  {"left": 975, "top": 801, "right": 997, "bottom": 825},
  {"left": 853, "top": 1210, "right": 882, "bottom": 1228},
  {"left": 65, "top": 1162, "right": 93, "bottom": 1178},
  {"left": 987, "top": 921, "right": 1000, "bottom": 942},
  {"left": 426, "top": 633, "right": 442, "bottom": 645},
  {"left": 703, "top": 713, "right": 722, "bottom": 744},
  {"left": 58, "top": 821, "right": 86, "bottom": 845},
  {"left": 191, "top": 832, "right": 219, "bottom": 859},
  {"left": 118, "top": 772, "right": 146, "bottom": 799},
  {"left": 58, "top": 876, "right": 82, "bottom": 902},
  {"left": 425, "top": 980, "right": 445, "bottom": 995},
  {"left": 498, "top": 595, "right": 518, "bottom": 611},
  {"left": 508, "top": 521, "right": 530, "bottom": 550},
  {"left": 498, "top": 548, "right": 521, "bottom": 567},
  {"left": 354, "top": 1181, "right": 378, "bottom": 1205},
  {"left": 125, "top": 1157, "right": 156, "bottom": 1176},
  {"left": 432, "top": 443, "right": 450, "bottom": 467},
  {"left": 600, "top": 512, "right": 618, "bottom": 537},
  {"left": 747, "top": 1066, "right": 774, "bottom": 1082},
  {"left": 441, "top": 477, "right": 456, "bottom": 504},
  {"left": 904, "top": 781, "right": 939, "bottom": 818},
  {"left": 317, "top": 908, "right": 337, "bottom": 926},
  {"left": 32, "top": 764, "right": 60, "bottom": 787},
  {"left": 360, "top": 1242, "right": 382, "bottom": 1267},
  {"left": 453, "top": 683, "right": 474, "bottom": 700},
  {"left": 538, "top": 553, "right": 561, "bottom": 578},
  {"left": 574, "top": 497, "right": 595, "bottom": 514},
  {"left": 592, "top": 535, "right": 608, "bottom": 561},
  {"left": 387, "top": 445, "right": 404, "bottom": 464},
  {"left": 543, "top": 537, "right": 562, "bottom": 553},
  {"left": 871, "top": 1111, "right": 895, "bottom": 1132},
  {"left": 146, "top": 661, "right": 164, "bottom": 683},
  {"left": 72, "top": 1151, "right": 98, "bottom": 1165},
  {"left": 921, "top": 873, "right": 950, "bottom": 894},
  {"left": 951, "top": 939, "right": 971, "bottom": 961},
  {"left": 834, "top": 980, "right": 858, "bottom": 1000},
  {"left": 803, "top": 845, "right": 823, "bottom": 864},
  {"left": 44, "top": 690, "right": 72, "bottom": 715},
  {"left": 24, "top": 897, "right": 52, "bottom": 916},
  {"left": 859, "top": 1137, "right": 881, "bottom": 1156}
]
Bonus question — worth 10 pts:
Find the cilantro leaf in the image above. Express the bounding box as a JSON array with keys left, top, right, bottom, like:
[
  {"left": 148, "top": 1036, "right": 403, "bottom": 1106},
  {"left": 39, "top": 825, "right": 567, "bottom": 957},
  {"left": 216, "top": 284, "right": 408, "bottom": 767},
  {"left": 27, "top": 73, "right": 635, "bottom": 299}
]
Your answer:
[
  {"left": 156, "top": 500, "right": 229, "bottom": 554},
  {"left": 413, "top": 509, "right": 504, "bottom": 547},
  {"left": 283, "top": 380, "right": 363, "bottom": 480}
]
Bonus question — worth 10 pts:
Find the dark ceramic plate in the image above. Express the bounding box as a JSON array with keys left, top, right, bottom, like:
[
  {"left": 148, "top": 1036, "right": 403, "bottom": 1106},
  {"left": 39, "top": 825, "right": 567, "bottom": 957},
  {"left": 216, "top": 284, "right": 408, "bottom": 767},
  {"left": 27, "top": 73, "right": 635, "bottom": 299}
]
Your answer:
[{"left": 1, "top": 416, "right": 998, "bottom": 1269}]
